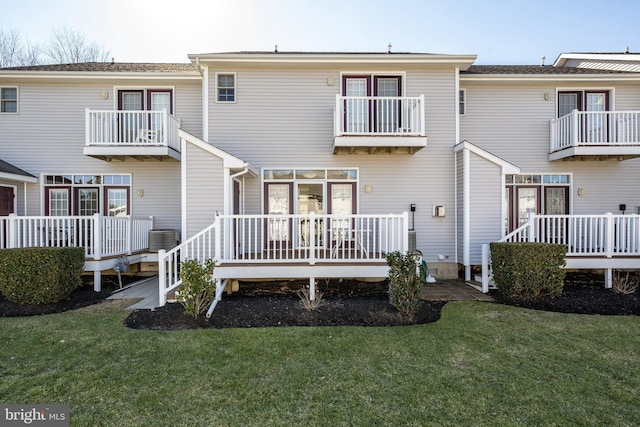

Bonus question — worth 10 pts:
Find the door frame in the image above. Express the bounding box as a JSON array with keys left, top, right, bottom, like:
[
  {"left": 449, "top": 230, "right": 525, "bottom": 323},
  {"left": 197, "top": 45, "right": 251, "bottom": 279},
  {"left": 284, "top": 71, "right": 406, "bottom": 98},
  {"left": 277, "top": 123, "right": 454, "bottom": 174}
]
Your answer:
[{"left": 0, "top": 184, "right": 16, "bottom": 216}]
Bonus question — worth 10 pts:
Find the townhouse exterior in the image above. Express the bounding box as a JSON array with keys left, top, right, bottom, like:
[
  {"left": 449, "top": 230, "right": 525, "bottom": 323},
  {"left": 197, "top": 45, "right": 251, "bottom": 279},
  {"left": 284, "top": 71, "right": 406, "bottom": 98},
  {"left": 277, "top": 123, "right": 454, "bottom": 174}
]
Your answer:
[{"left": 1, "top": 51, "right": 639, "bottom": 304}]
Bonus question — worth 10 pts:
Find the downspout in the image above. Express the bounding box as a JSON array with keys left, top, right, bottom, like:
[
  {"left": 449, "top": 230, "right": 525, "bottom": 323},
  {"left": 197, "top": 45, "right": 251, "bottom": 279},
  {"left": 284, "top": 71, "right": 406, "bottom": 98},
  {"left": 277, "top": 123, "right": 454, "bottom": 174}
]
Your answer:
[
  {"left": 463, "top": 148, "right": 471, "bottom": 281},
  {"left": 454, "top": 68, "right": 460, "bottom": 265},
  {"left": 225, "top": 165, "right": 251, "bottom": 215}
]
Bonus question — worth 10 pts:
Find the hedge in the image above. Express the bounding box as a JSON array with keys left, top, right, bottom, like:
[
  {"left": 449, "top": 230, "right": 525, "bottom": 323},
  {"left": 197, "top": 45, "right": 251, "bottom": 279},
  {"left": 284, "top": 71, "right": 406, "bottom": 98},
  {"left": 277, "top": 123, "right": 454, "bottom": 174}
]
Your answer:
[
  {"left": 0, "top": 247, "right": 85, "bottom": 305},
  {"left": 490, "top": 242, "right": 566, "bottom": 301}
]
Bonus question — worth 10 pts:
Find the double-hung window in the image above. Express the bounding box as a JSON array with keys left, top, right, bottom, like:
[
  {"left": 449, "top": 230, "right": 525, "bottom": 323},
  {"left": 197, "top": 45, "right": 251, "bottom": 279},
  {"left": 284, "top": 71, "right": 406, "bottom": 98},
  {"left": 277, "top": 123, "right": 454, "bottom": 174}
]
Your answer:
[
  {"left": 216, "top": 73, "right": 236, "bottom": 102},
  {"left": 1, "top": 87, "right": 18, "bottom": 113}
]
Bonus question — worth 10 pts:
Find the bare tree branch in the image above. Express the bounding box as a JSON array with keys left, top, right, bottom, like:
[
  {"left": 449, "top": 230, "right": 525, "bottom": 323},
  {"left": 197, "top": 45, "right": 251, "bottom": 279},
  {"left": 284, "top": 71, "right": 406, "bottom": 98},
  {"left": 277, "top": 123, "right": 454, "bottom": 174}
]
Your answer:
[
  {"left": 42, "top": 26, "right": 110, "bottom": 64},
  {"left": 0, "top": 28, "right": 25, "bottom": 67}
]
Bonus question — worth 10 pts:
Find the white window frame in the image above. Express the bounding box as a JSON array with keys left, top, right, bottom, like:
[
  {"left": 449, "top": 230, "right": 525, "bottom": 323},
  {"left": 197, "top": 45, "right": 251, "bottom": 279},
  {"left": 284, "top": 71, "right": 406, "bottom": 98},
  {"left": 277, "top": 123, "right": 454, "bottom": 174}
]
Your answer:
[
  {"left": 1, "top": 86, "right": 18, "bottom": 114},
  {"left": 215, "top": 72, "right": 236, "bottom": 103},
  {"left": 458, "top": 89, "right": 466, "bottom": 116}
]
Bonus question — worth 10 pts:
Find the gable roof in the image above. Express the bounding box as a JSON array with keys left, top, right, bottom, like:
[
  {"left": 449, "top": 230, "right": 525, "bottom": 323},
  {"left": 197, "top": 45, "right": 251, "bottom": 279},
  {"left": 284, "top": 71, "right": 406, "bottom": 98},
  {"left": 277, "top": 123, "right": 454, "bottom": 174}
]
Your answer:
[{"left": 0, "top": 159, "right": 38, "bottom": 183}]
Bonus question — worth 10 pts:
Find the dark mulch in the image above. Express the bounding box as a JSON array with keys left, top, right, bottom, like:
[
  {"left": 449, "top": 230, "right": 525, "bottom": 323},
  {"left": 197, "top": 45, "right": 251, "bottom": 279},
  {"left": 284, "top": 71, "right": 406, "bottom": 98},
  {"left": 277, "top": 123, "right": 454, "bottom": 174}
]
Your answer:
[
  {"left": 491, "top": 271, "right": 640, "bottom": 315},
  {"left": 2, "top": 273, "right": 638, "bottom": 330},
  {"left": 0, "top": 276, "right": 128, "bottom": 317},
  {"left": 125, "top": 279, "right": 445, "bottom": 330}
]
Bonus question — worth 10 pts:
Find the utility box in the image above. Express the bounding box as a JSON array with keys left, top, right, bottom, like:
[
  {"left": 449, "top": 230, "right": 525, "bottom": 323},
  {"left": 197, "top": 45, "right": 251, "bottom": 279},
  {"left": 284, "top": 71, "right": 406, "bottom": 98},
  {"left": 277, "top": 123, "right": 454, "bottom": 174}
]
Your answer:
[
  {"left": 149, "top": 230, "right": 178, "bottom": 252},
  {"left": 433, "top": 205, "right": 446, "bottom": 217}
]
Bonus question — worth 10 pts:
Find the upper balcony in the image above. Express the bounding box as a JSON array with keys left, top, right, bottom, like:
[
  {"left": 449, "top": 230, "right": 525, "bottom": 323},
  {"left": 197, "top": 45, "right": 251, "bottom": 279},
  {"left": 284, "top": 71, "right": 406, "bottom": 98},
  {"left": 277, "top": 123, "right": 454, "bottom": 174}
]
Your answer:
[
  {"left": 550, "top": 110, "right": 640, "bottom": 161},
  {"left": 333, "top": 95, "right": 427, "bottom": 154},
  {"left": 84, "top": 109, "right": 181, "bottom": 161}
]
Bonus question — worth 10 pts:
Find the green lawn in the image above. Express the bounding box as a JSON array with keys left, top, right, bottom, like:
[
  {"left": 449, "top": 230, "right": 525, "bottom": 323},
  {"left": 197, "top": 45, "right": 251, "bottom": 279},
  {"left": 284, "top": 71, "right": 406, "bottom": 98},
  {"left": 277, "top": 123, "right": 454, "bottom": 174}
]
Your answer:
[{"left": 1, "top": 300, "right": 639, "bottom": 426}]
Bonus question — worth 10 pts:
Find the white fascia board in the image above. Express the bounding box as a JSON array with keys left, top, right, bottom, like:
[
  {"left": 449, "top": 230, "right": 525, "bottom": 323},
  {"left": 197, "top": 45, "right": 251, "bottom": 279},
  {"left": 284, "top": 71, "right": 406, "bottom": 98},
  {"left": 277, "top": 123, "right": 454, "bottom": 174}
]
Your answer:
[
  {"left": 554, "top": 53, "right": 640, "bottom": 67},
  {"left": 0, "top": 172, "right": 38, "bottom": 183},
  {"left": 189, "top": 53, "right": 478, "bottom": 70},
  {"left": 453, "top": 141, "right": 520, "bottom": 174}
]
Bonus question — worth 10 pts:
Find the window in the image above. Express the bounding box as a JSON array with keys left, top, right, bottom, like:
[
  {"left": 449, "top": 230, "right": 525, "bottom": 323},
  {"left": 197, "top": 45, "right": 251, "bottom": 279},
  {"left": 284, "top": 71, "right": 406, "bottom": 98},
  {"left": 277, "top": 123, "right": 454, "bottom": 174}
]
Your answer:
[
  {"left": 216, "top": 73, "right": 236, "bottom": 102},
  {"left": 43, "top": 174, "right": 131, "bottom": 216},
  {"left": 458, "top": 89, "right": 466, "bottom": 115},
  {"left": 1, "top": 87, "right": 18, "bottom": 113}
]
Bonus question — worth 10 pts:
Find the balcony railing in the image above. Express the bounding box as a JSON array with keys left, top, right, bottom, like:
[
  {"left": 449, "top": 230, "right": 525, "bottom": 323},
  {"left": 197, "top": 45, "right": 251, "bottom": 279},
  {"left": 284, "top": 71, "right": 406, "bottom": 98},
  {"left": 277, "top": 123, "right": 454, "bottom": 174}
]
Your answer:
[
  {"left": 480, "top": 213, "right": 640, "bottom": 292},
  {"left": 550, "top": 110, "right": 640, "bottom": 153},
  {"left": 334, "top": 95, "right": 425, "bottom": 136},
  {"left": 158, "top": 212, "right": 409, "bottom": 306},
  {"left": 85, "top": 109, "right": 181, "bottom": 153},
  {"left": 0, "top": 214, "right": 154, "bottom": 259}
]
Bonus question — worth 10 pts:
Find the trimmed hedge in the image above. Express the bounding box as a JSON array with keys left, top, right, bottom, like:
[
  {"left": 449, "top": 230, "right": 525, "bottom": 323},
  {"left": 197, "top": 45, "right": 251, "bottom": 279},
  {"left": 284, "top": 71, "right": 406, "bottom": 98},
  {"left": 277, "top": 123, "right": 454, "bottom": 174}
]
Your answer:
[
  {"left": 490, "top": 242, "right": 566, "bottom": 301},
  {"left": 0, "top": 247, "right": 85, "bottom": 305}
]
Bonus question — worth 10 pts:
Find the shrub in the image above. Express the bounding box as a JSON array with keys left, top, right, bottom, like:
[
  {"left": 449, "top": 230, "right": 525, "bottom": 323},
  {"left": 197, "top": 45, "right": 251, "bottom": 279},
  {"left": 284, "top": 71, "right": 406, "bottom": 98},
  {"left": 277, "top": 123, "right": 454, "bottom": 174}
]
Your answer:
[
  {"left": 612, "top": 271, "right": 638, "bottom": 295},
  {"left": 296, "top": 283, "right": 327, "bottom": 312},
  {"left": 490, "top": 242, "right": 566, "bottom": 301},
  {"left": 385, "top": 251, "right": 422, "bottom": 318},
  {"left": 176, "top": 259, "right": 216, "bottom": 318},
  {"left": 0, "top": 247, "right": 85, "bottom": 305}
]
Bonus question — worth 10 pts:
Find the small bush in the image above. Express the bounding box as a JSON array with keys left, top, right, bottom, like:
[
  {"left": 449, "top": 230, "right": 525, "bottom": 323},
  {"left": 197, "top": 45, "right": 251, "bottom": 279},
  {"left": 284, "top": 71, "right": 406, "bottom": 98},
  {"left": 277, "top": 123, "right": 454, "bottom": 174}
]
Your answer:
[
  {"left": 491, "top": 242, "right": 566, "bottom": 301},
  {"left": 176, "top": 259, "right": 216, "bottom": 318},
  {"left": 612, "top": 271, "right": 638, "bottom": 295},
  {"left": 0, "top": 247, "right": 85, "bottom": 305},
  {"left": 386, "top": 251, "right": 422, "bottom": 318},
  {"left": 296, "top": 284, "right": 327, "bottom": 312}
]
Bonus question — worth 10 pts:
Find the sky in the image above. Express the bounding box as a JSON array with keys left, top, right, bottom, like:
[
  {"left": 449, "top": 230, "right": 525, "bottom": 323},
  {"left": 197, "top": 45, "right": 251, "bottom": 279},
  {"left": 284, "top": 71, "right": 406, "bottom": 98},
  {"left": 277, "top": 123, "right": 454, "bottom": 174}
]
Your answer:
[{"left": 3, "top": 0, "right": 640, "bottom": 65}]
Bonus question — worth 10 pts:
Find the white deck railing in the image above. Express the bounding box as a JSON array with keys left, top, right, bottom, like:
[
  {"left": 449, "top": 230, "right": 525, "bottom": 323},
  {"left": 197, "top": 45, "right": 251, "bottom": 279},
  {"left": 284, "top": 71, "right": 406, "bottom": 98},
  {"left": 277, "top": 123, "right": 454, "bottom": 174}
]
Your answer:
[
  {"left": 86, "top": 109, "right": 181, "bottom": 152},
  {"left": 550, "top": 110, "right": 640, "bottom": 152},
  {"left": 158, "top": 212, "right": 409, "bottom": 306},
  {"left": 0, "top": 214, "right": 154, "bottom": 259},
  {"left": 480, "top": 213, "right": 640, "bottom": 292},
  {"left": 334, "top": 95, "right": 425, "bottom": 136}
]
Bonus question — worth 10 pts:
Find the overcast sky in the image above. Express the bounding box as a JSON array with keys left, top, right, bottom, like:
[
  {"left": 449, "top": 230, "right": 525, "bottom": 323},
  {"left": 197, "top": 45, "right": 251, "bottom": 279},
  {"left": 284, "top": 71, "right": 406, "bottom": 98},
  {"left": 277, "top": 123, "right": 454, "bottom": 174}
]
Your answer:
[{"left": 4, "top": 0, "right": 640, "bottom": 64}]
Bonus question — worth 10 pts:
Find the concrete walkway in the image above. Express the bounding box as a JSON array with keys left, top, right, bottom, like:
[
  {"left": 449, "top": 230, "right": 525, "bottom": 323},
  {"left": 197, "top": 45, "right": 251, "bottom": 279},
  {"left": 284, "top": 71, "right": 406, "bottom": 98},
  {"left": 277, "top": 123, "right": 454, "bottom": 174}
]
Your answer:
[
  {"left": 107, "top": 276, "right": 159, "bottom": 309},
  {"left": 420, "top": 279, "right": 494, "bottom": 302}
]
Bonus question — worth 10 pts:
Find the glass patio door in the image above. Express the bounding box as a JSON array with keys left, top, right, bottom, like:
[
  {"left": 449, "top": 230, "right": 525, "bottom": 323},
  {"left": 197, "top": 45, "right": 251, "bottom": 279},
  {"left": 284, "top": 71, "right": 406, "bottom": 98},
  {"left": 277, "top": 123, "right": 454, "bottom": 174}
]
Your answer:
[
  {"left": 586, "top": 92, "right": 607, "bottom": 143},
  {"left": 296, "top": 183, "right": 324, "bottom": 247},
  {"left": 149, "top": 90, "right": 172, "bottom": 139},
  {"left": 265, "top": 183, "right": 292, "bottom": 247},
  {"left": 344, "top": 77, "right": 369, "bottom": 133},
  {"left": 118, "top": 90, "right": 143, "bottom": 142}
]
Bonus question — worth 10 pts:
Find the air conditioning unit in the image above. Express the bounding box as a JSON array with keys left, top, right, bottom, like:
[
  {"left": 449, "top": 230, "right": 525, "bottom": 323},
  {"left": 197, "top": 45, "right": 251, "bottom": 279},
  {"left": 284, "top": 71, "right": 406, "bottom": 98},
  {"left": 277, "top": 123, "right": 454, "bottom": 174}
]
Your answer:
[
  {"left": 408, "top": 230, "right": 417, "bottom": 252},
  {"left": 149, "top": 230, "right": 178, "bottom": 252}
]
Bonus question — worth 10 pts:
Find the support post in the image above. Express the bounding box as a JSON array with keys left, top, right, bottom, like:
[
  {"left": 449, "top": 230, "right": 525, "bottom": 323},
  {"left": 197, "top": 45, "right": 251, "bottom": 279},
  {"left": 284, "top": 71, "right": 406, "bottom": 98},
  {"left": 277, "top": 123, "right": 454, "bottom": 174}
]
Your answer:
[
  {"left": 309, "top": 277, "right": 316, "bottom": 301},
  {"left": 93, "top": 213, "right": 102, "bottom": 260},
  {"left": 605, "top": 268, "right": 613, "bottom": 289},
  {"left": 94, "top": 270, "right": 101, "bottom": 292},
  {"left": 158, "top": 248, "right": 167, "bottom": 307}
]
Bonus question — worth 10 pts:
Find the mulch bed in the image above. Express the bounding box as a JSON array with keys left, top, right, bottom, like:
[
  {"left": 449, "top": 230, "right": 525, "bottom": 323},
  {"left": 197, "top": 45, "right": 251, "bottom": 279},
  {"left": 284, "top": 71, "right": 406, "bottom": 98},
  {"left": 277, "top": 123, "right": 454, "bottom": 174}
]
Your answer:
[{"left": 1, "top": 273, "right": 638, "bottom": 330}]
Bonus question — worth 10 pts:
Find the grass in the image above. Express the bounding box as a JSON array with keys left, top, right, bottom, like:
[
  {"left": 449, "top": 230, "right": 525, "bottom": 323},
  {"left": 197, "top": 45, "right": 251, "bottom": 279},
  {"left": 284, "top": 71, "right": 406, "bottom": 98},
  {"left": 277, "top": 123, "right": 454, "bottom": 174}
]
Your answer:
[{"left": 1, "top": 301, "right": 639, "bottom": 426}]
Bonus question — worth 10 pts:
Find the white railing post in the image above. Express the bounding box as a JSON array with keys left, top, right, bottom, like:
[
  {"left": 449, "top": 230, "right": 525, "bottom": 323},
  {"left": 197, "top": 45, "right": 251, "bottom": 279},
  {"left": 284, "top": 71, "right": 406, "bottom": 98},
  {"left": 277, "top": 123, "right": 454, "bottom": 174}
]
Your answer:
[
  {"left": 308, "top": 212, "right": 316, "bottom": 265},
  {"left": 571, "top": 109, "right": 579, "bottom": 146},
  {"left": 481, "top": 243, "right": 490, "bottom": 293},
  {"left": 550, "top": 118, "right": 556, "bottom": 153},
  {"left": 127, "top": 215, "right": 133, "bottom": 255},
  {"left": 419, "top": 95, "right": 426, "bottom": 135},
  {"left": 334, "top": 95, "right": 341, "bottom": 136},
  {"left": 214, "top": 214, "right": 222, "bottom": 262},
  {"left": 8, "top": 213, "right": 18, "bottom": 248},
  {"left": 605, "top": 212, "right": 614, "bottom": 258},
  {"left": 162, "top": 109, "right": 168, "bottom": 144},
  {"left": 93, "top": 213, "right": 102, "bottom": 260},
  {"left": 85, "top": 108, "right": 91, "bottom": 145},
  {"left": 527, "top": 212, "right": 536, "bottom": 242},
  {"left": 402, "top": 212, "right": 410, "bottom": 253},
  {"left": 158, "top": 248, "right": 167, "bottom": 307}
]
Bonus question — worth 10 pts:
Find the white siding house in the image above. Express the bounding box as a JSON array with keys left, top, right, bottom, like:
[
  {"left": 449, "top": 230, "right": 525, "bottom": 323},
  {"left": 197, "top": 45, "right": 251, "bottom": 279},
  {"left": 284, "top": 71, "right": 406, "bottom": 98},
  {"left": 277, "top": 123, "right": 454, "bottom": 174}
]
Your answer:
[{"left": 2, "top": 51, "right": 640, "bottom": 301}]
